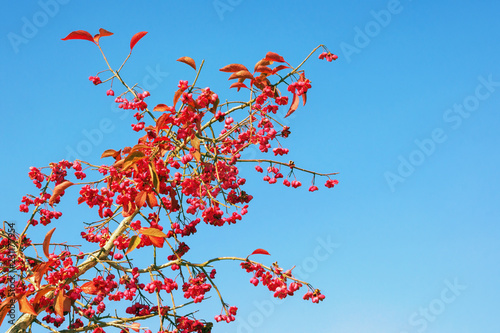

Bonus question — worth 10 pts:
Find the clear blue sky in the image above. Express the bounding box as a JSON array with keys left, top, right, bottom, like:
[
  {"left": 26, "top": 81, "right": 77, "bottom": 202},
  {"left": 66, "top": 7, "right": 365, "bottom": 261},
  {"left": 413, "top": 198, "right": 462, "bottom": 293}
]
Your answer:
[{"left": 2, "top": 1, "right": 500, "bottom": 332}]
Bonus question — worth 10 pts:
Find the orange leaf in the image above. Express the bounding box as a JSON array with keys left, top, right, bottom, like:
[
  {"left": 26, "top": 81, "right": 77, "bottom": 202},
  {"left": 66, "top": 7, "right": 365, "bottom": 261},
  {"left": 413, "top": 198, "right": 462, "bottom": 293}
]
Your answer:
[
  {"left": 61, "top": 30, "right": 95, "bottom": 43},
  {"left": 173, "top": 89, "right": 183, "bottom": 108},
  {"left": 284, "top": 93, "right": 299, "bottom": 118},
  {"left": 81, "top": 281, "right": 99, "bottom": 295},
  {"left": 191, "top": 137, "right": 201, "bottom": 162},
  {"left": 254, "top": 59, "right": 273, "bottom": 71},
  {"left": 101, "top": 149, "right": 120, "bottom": 159},
  {"left": 229, "top": 82, "right": 248, "bottom": 90},
  {"left": 146, "top": 192, "right": 158, "bottom": 208},
  {"left": 139, "top": 227, "right": 168, "bottom": 238},
  {"left": 122, "top": 151, "right": 145, "bottom": 171},
  {"left": 219, "top": 63, "right": 249, "bottom": 73},
  {"left": 153, "top": 104, "right": 170, "bottom": 111},
  {"left": 228, "top": 70, "right": 254, "bottom": 80},
  {"left": 149, "top": 235, "right": 165, "bottom": 248},
  {"left": 49, "top": 181, "right": 73, "bottom": 206},
  {"left": 55, "top": 290, "right": 65, "bottom": 317},
  {"left": 272, "top": 65, "right": 290, "bottom": 73},
  {"left": 302, "top": 91, "right": 307, "bottom": 106},
  {"left": 19, "top": 295, "right": 37, "bottom": 316},
  {"left": 130, "top": 31, "right": 148, "bottom": 51},
  {"left": 177, "top": 56, "right": 196, "bottom": 70},
  {"left": 254, "top": 65, "right": 274, "bottom": 74},
  {"left": 0, "top": 297, "right": 13, "bottom": 326},
  {"left": 43, "top": 228, "right": 56, "bottom": 259},
  {"left": 135, "top": 191, "right": 147, "bottom": 208},
  {"left": 265, "top": 51, "right": 285, "bottom": 63},
  {"left": 127, "top": 322, "right": 141, "bottom": 332},
  {"left": 33, "top": 287, "right": 55, "bottom": 312},
  {"left": 125, "top": 235, "right": 141, "bottom": 255},
  {"left": 249, "top": 248, "right": 271, "bottom": 256}
]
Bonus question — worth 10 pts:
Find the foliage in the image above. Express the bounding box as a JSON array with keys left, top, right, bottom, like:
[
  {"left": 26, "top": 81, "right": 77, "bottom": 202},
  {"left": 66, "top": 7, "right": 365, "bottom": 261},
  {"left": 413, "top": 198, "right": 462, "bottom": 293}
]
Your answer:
[{"left": 1, "top": 28, "right": 339, "bottom": 333}]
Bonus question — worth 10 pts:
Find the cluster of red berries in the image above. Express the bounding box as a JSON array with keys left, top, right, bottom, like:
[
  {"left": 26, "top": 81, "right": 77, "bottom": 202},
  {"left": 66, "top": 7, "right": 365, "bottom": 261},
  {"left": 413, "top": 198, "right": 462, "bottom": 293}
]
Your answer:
[{"left": 318, "top": 51, "right": 338, "bottom": 62}]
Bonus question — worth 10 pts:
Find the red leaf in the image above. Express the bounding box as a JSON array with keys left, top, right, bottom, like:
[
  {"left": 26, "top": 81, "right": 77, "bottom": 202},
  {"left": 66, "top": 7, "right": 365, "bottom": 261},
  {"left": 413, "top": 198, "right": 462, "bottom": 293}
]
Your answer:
[
  {"left": 228, "top": 70, "right": 254, "bottom": 80},
  {"left": 177, "top": 56, "right": 196, "bottom": 70},
  {"left": 43, "top": 228, "right": 56, "bottom": 259},
  {"left": 284, "top": 93, "right": 299, "bottom": 118},
  {"left": 153, "top": 104, "right": 170, "bottom": 112},
  {"left": 250, "top": 248, "right": 271, "bottom": 256},
  {"left": 254, "top": 59, "right": 273, "bottom": 71},
  {"left": 130, "top": 31, "right": 148, "bottom": 51},
  {"left": 229, "top": 82, "right": 248, "bottom": 90},
  {"left": 19, "top": 295, "right": 37, "bottom": 316},
  {"left": 94, "top": 28, "right": 113, "bottom": 44},
  {"left": 61, "top": 30, "right": 95, "bottom": 43},
  {"left": 254, "top": 65, "right": 274, "bottom": 74},
  {"left": 135, "top": 190, "right": 147, "bottom": 208},
  {"left": 149, "top": 235, "right": 165, "bottom": 248},
  {"left": 49, "top": 181, "right": 73, "bottom": 206},
  {"left": 173, "top": 89, "right": 183, "bottom": 108},
  {"left": 219, "top": 64, "right": 249, "bottom": 73},
  {"left": 302, "top": 91, "right": 307, "bottom": 106},
  {"left": 265, "top": 51, "right": 286, "bottom": 63},
  {"left": 146, "top": 192, "right": 158, "bottom": 208},
  {"left": 81, "top": 281, "right": 99, "bottom": 295},
  {"left": 98, "top": 28, "right": 113, "bottom": 37},
  {"left": 272, "top": 65, "right": 290, "bottom": 74}
]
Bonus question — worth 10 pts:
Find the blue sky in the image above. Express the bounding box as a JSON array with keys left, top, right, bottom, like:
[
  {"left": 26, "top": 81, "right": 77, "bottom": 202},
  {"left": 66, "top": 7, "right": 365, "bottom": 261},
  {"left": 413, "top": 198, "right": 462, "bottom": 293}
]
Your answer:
[{"left": 1, "top": 1, "right": 500, "bottom": 332}]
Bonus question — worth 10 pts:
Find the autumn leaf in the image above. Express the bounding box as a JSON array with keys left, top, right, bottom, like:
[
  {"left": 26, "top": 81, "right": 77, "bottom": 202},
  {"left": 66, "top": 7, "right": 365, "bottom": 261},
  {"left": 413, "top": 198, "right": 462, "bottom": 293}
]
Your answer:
[
  {"left": 146, "top": 192, "right": 158, "bottom": 208},
  {"left": 43, "top": 228, "right": 56, "bottom": 259},
  {"left": 219, "top": 63, "right": 248, "bottom": 73},
  {"left": 228, "top": 70, "right": 254, "bottom": 80},
  {"left": 191, "top": 136, "right": 201, "bottom": 162},
  {"left": 130, "top": 31, "right": 148, "bottom": 51},
  {"left": 33, "top": 287, "right": 55, "bottom": 312},
  {"left": 273, "top": 65, "right": 290, "bottom": 74},
  {"left": 149, "top": 163, "right": 160, "bottom": 192},
  {"left": 265, "top": 51, "right": 286, "bottom": 63},
  {"left": 135, "top": 190, "right": 147, "bottom": 208},
  {"left": 254, "top": 59, "right": 273, "bottom": 71},
  {"left": 254, "top": 65, "right": 274, "bottom": 74},
  {"left": 94, "top": 28, "right": 113, "bottom": 44},
  {"left": 284, "top": 93, "right": 299, "bottom": 118},
  {"left": 61, "top": 30, "right": 95, "bottom": 43},
  {"left": 177, "top": 56, "right": 196, "bottom": 70},
  {"left": 229, "top": 82, "right": 248, "bottom": 90},
  {"left": 49, "top": 181, "right": 73, "bottom": 206},
  {"left": 0, "top": 297, "right": 13, "bottom": 326},
  {"left": 246, "top": 248, "right": 271, "bottom": 259},
  {"left": 149, "top": 235, "right": 165, "bottom": 248},
  {"left": 125, "top": 235, "right": 141, "bottom": 255},
  {"left": 139, "top": 227, "right": 168, "bottom": 238},
  {"left": 122, "top": 151, "right": 145, "bottom": 171},
  {"left": 153, "top": 104, "right": 170, "bottom": 111},
  {"left": 173, "top": 89, "right": 183, "bottom": 108},
  {"left": 81, "top": 281, "right": 99, "bottom": 295},
  {"left": 19, "top": 295, "right": 37, "bottom": 316},
  {"left": 101, "top": 149, "right": 121, "bottom": 159},
  {"left": 302, "top": 91, "right": 307, "bottom": 106}
]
